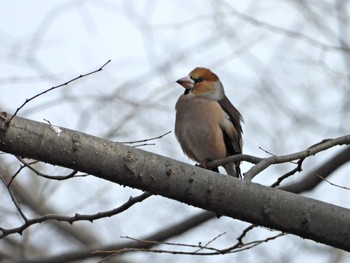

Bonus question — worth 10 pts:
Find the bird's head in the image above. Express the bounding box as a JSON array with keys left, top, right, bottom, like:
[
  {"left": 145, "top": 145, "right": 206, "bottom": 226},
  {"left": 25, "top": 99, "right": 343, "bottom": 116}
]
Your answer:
[{"left": 176, "top": 67, "right": 225, "bottom": 101}]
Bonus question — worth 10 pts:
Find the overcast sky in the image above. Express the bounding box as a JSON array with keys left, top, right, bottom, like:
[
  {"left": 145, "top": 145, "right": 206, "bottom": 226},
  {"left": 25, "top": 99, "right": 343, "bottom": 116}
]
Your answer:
[{"left": 1, "top": 1, "right": 349, "bottom": 262}]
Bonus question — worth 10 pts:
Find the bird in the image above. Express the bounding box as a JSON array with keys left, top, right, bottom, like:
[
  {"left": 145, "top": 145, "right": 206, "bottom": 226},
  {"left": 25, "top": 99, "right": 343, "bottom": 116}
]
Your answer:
[{"left": 174, "top": 67, "right": 243, "bottom": 177}]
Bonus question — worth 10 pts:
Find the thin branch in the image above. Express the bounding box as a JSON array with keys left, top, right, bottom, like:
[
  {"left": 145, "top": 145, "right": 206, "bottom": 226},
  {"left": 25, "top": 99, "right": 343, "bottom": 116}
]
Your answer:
[
  {"left": 258, "top": 146, "right": 275, "bottom": 156},
  {"left": 119, "top": 236, "right": 221, "bottom": 252},
  {"left": 16, "top": 157, "right": 78, "bottom": 180},
  {"left": 237, "top": 224, "right": 256, "bottom": 244},
  {"left": 7, "top": 161, "right": 31, "bottom": 187},
  {"left": 6, "top": 60, "right": 111, "bottom": 125},
  {"left": 270, "top": 158, "right": 304, "bottom": 188},
  {"left": 207, "top": 135, "right": 349, "bottom": 182},
  {"left": 118, "top": 131, "right": 172, "bottom": 144},
  {"left": 96, "top": 231, "right": 284, "bottom": 259},
  {"left": 207, "top": 154, "right": 263, "bottom": 169},
  {"left": 132, "top": 143, "right": 156, "bottom": 148},
  {"left": 258, "top": 147, "right": 298, "bottom": 164},
  {"left": 0, "top": 175, "right": 28, "bottom": 223},
  {"left": 0, "top": 192, "right": 151, "bottom": 239},
  {"left": 195, "top": 232, "right": 227, "bottom": 253},
  {"left": 244, "top": 135, "right": 350, "bottom": 181},
  {"left": 315, "top": 174, "right": 350, "bottom": 191},
  {"left": 0, "top": 166, "right": 102, "bottom": 248},
  {"left": 229, "top": 232, "right": 286, "bottom": 253},
  {"left": 11, "top": 211, "right": 216, "bottom": 263},
  {"left": 281, "top": 145, "right": 350, "bottom": 193},
  {"left": 219, "top": 224, "right": 256, "bottom": 253},
  {"left": 120, "top": 232, "right": 227, "bottom": 255}
]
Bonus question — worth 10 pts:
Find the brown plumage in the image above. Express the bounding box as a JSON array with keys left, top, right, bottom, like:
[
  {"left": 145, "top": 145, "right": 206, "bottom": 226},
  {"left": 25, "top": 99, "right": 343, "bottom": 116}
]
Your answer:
[{"left": 175, "top": 67, "right": 243, "bottom": 177}]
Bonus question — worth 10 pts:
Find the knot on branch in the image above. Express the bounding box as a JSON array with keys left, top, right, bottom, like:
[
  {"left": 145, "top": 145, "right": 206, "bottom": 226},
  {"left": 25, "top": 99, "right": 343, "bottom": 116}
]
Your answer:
[
  {"left": 301, "top": 211, "right": 311, "bottom": 231},
  {"left": 72, "top": 134, "right": 81, "bottom": 152},
  {"left": 261, "top": 200, "right": 273, "bottom": 223},
  {"left": 0, "top": 112, "right": 9, "bottom": 131},
  {"left": 124, "top": 150, "right": 138, "bottom": 176},
  {"left": 165, "top": 161, "right": 175, "bottom": 177}
]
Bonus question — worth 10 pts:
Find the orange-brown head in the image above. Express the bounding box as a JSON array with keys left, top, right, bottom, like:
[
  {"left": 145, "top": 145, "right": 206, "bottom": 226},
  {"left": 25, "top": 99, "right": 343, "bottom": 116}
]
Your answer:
[{"left": 176, "top": 67, "right": 225, "bottom": 101}]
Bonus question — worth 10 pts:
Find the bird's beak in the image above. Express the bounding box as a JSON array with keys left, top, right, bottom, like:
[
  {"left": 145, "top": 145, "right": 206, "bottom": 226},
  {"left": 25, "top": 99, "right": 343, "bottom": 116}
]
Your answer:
[{"left": 176, "top": 76, "right": 195, "bottom": 90}]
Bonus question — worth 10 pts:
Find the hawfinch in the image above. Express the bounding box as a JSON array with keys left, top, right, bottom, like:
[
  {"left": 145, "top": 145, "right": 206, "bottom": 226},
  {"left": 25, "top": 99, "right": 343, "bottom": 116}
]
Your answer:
[{"left": 175, "top": 67, "right": 243, "bottom": 177}]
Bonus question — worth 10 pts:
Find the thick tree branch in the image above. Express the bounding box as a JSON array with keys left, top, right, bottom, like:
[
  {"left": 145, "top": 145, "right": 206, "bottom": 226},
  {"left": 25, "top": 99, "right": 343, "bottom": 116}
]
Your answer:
[
  {"left": 0, "top": 113, "right": 350, "bottom": 252},
  {"left": 9, "top": 144, "right": 348, "bottom": 263}
]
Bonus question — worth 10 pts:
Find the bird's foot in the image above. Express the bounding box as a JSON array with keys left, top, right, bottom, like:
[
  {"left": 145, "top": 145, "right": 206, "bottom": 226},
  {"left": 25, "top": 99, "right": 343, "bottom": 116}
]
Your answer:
[
  {"left": 195, "top": 163, "right": 219, "bottom": 173},
  {"left": 198, "top": 163, "right": 208, "bottom": 169}
]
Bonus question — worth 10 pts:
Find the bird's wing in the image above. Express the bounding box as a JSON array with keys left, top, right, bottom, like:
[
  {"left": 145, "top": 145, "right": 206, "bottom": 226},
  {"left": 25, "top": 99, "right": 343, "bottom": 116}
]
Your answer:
[
  {"left": 218, "top": 96, "right": 243, "bottom": 156},
  {"left": 219, "top": 96, "right": 243, "bottom": 177}
]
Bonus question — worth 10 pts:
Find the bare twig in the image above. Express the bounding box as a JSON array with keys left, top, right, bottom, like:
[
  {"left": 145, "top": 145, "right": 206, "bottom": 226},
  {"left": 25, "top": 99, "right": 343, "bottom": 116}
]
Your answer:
[
  {"left": 95, "top": 231, "right": 284, "bottom": 259},
  {"left": 237, "top": 224, "right": 255, "bottom": 244},
  {"left": 132, "top": 143, "right": 156, "bottom": 148},
  {"left": 118, "top": 232, "right": 227, "bottom": 255},
  {"left": 258, "top": 146, "right": 275, "bottom": 156},
  {"left": 0, "top": 192, "right": 151, "bottom": 239},
  {"left": 6, "top": 60, "right": 111, "bottom": 125},
  {"left": 219, "top": 224, "right": 256, "bottom": 253},
  {"left": 281, "top": 146, "right": 350, "bottom": 193},
  {"left": 207, "top": 135, "right": 350, "bottom": 182},
  {"left": 230, "top": 232, "right": 286, "bottom": 253},
  {"left": 244, "top": 135, "right": 350, "bottom": 181},
  {"left": 315, "top": 174, "right": 350, "bottom": 191},
  {"left": 118, "top": 131, "right": 172, "bottom": 144},
  {"left": 0, "top": 175, "right": 28, "bottom": 223},
  {"left": 207, "top": 154, "right": 263, "bottom": 169},
  {"left": 195, "top": 232, "right": 226, "bottom": 253},
  {"left": 270, "top": 158, "right": 304, "bottom": 188},
  {"left": 7, "top": 161, "right": 32, "bottom": 187},
  {"left": 16, "top": 157, "right": 78, "bottom": 180},
  {"left": 119, "top": 236, "right": 221, "bottom": 252}
]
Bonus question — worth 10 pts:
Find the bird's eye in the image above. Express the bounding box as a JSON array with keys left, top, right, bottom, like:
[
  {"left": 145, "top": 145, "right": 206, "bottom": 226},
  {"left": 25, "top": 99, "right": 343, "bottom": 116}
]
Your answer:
[{"left": 195, "top": 78, "right": 204, "bottom": 83}]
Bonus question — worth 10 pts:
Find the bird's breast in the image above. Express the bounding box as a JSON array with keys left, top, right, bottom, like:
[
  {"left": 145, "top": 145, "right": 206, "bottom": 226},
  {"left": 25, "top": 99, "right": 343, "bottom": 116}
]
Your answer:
[{"left": 175, "top": 96, "right": 227, "bottom": 163}]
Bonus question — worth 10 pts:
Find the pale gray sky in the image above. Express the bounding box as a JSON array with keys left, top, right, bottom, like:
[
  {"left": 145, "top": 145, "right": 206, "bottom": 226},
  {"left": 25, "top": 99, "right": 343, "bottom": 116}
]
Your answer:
[{"left": 1, "top": 1, "right": 349, "bottom": 262}]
